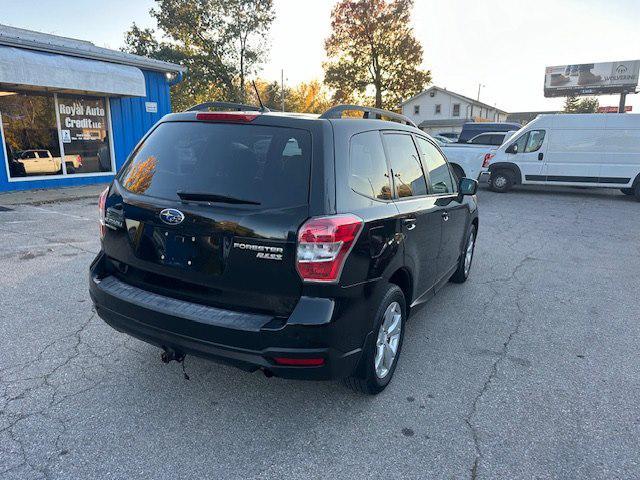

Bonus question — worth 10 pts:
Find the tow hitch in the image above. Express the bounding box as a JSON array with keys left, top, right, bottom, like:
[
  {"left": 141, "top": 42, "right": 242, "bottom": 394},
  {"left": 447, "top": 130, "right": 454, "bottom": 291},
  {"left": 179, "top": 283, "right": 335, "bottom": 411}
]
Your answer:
[
  {"left": 160, "top": 346, "right": 190, "bottom": 380},
  {"left": 160, "top": 346, "right": 185, "bottom": 363}
]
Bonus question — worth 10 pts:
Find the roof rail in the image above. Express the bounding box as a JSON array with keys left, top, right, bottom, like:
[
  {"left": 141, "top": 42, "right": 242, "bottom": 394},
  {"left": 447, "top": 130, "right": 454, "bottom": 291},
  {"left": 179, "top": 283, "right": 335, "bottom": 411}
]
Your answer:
[
  {"left": 185, "top": 101, "right": 269, "bottom": 112},
  {"left": 319, "top": 104, "right": 418, "bottom": 128}
]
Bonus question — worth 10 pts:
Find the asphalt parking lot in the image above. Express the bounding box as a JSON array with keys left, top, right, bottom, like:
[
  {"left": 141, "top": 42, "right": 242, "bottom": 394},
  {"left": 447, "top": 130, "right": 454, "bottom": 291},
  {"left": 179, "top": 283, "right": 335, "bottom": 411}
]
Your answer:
[{"left": 1, "top": 185, "right": 639, "bottom": 479}]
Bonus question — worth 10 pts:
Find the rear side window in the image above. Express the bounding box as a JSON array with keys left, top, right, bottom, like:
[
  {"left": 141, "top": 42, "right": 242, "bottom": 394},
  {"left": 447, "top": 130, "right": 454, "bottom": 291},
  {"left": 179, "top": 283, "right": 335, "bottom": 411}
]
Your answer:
[
  {"left": 349, "top": 131, "right": 391, "bottom": 200},
  {"left": 119, "top": 122, "right": 311, "bottom": 208},
  {"left": 470, "top": 134, "right": 490, "bottom": 144},
  {"left": 383, "top": 133, "right": 428, "bottom": 198},
  {"left": 415, "top": 137, "right": 456, "bottom": 195},
  {"left": 491, "top": 135, "right": 505, "bottom": 146}
]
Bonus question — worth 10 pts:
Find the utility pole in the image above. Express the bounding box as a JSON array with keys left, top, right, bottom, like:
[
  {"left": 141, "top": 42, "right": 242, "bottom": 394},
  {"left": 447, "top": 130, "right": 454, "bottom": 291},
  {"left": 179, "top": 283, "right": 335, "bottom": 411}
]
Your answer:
[
  {"left": 476, "top": 83, "right": 485, "bottom": 102},
  {"left": 281, "top": 69, "right": 285, "bottom": 112}
]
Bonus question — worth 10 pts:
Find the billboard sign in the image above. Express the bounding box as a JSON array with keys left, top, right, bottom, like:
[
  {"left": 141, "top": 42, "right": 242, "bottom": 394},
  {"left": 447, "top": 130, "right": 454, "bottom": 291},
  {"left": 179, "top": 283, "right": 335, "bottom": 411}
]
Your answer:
[{"left": 544, "top": 60, "right": 640, "bottom": 97}]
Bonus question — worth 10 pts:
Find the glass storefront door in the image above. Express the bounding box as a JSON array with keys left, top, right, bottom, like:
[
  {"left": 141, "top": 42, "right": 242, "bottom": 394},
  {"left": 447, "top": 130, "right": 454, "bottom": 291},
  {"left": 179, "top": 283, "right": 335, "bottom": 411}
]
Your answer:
[{"left": 57, "top": 95, "right": 112, "bottom": 174}]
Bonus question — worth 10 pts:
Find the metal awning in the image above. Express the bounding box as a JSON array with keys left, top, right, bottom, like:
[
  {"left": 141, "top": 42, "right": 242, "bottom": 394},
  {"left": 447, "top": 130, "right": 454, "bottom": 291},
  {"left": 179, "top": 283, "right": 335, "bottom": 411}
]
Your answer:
[{"left": 0, "top": 46, "right": 146, "bottom": 97}]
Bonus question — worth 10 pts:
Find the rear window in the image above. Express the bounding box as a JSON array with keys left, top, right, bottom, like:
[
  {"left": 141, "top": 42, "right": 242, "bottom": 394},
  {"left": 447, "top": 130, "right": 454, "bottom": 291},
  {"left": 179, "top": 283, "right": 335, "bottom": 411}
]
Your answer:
[{"left": 118, "top": 122, "right": 311, "bottom": 208}]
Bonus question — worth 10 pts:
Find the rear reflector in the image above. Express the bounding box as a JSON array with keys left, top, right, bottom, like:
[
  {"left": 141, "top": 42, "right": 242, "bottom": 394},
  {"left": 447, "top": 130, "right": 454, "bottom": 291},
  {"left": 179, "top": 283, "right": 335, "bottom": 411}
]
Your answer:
[
  {"left": 296, "top": 214, "right": 364, "bottom": 283},
  {"left": 273, "top": 357, "right": 325, "bottom": 366},
  {"left": 195, "top": 112, "right": 259, "bottom": 123}
]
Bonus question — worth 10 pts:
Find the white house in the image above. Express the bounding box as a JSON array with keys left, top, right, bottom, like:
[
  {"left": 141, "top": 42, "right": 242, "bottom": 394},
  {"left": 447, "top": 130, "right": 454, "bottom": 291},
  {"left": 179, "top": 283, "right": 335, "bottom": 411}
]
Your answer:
[{"left": 400, "top": 86, "right": 509, "bottom": 136}]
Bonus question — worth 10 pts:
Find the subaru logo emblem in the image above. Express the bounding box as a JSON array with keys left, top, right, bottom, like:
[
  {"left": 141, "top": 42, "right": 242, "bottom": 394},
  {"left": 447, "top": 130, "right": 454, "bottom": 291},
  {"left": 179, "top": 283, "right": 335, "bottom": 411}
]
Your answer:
[{"left": 159, "top": 208, "right": 185, "bottom": 225}]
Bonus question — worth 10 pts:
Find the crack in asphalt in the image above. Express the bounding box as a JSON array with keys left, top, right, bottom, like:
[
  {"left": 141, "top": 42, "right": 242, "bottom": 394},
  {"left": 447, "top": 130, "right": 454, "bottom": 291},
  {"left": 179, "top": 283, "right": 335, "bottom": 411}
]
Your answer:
[
  {"left": 464, "top": 235, "right": 542, "bottom": 479},
  {"left": 0, "top": 312, "right": 110, "bottom": 478}
]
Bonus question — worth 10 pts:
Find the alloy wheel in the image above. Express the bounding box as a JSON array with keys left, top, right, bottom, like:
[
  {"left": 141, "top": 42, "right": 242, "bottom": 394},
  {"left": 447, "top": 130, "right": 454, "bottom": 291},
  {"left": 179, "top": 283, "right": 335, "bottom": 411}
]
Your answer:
[
  {"left": 374, "top": 301, "right": 402, "bottom": 379},
  {"left": 464, "top": 231, "right": 475, "bottom": 276}
]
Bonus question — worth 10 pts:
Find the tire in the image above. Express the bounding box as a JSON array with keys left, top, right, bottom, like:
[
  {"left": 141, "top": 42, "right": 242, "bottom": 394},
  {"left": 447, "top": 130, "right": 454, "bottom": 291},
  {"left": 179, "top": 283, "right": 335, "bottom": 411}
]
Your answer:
[
  {"left": 450, "top": 224, "right": 477, "bottom": 284},
  {"left": 451, "top": 164, "right": 465, "bottom": 183},
  {"left": 489, "top": 169, "right": 513, "bottom": 193},
  {"left": 344, "top": 284, "right": 406, "bottom": 395},
  {"left": 621, "top": 188, "right": 634, "bottom": 196},
  {"left": 635, "top": 183, "right": 640, "bottom": 202}
]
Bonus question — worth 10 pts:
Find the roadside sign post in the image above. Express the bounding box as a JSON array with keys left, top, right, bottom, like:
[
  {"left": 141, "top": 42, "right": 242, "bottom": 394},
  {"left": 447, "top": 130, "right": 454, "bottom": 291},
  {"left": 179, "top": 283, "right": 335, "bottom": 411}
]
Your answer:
[{"left": 619, "top": 92, "right": 627, "bottom": 113}]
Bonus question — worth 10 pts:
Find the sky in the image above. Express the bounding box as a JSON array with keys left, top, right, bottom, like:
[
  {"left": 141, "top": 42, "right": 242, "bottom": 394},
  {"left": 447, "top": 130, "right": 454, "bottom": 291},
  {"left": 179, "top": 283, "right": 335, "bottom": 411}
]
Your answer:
[{"left": 1, "top": 0, "right": 639, "bottom": 112}]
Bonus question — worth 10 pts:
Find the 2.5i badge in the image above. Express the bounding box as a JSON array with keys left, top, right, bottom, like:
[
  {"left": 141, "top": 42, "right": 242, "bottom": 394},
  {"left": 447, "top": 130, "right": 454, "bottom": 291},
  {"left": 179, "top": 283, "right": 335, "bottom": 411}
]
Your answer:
[{"left": 233, "top": 242, "right": 283, "bottom": 261}]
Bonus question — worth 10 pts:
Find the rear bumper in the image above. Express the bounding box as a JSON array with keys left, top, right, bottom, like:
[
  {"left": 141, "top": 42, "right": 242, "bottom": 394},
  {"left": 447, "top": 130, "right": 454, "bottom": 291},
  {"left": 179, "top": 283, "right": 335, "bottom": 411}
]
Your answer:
[{"left": 89, "top": 253, "right": 366, "bottom": 380}]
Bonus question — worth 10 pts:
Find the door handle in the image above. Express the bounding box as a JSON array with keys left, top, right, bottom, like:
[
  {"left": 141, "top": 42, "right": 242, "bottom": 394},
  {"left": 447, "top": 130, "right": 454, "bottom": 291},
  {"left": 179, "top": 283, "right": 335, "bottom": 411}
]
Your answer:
[
  {"left": 442, "top": 212, "right": 449, "bottom": 222},
  {"left": 403, "top": 218, "right": 416, "bottom": 231},
  {"left": 538, "top": 152, "right": 544, "bottom": 161}
]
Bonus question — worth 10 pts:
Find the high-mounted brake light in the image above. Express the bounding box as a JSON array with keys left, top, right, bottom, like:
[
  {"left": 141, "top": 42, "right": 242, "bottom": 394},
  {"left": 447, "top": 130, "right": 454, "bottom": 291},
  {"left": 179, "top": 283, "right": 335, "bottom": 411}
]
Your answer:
[
  {"left": 195, "top": 112, "right": 259, "bottom": 123},
  {"left": 98, "top": 186, "right": 109, "bottom": 239},
  {"left": 482, "top": 153, "right": 495, "bottom": 168},
  {"left": 296, "top": 214, "right": 364, "bottom": 283}
]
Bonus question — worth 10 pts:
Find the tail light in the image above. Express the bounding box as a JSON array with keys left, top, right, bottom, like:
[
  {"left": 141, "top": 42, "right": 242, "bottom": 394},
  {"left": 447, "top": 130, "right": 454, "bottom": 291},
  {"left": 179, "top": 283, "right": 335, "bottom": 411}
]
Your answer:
[
  {"left": 98, "top": 186, "right": 109, "bottom": 239},
  {"left": 482, "top": 153, "right": 495, "bottom": 168},
  {"left": 296, "top": 214, "right": 364, "bottom": 283},
  {"left": 77, "top": 155, "right": 82, "bottom": 166}
]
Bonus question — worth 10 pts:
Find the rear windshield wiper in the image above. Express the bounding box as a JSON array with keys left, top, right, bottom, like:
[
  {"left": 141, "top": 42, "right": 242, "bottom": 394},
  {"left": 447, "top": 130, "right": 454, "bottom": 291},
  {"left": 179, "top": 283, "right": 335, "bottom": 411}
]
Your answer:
[{"left": 176, "top": 191, "right": 261, "bottom": 205}]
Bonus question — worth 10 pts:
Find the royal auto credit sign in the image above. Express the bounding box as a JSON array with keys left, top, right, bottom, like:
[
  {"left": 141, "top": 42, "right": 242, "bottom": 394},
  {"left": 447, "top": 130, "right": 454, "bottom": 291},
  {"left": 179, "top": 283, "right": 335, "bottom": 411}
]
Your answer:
[{"left": 544, "top": 60, "right": 640, "bottom": 97}]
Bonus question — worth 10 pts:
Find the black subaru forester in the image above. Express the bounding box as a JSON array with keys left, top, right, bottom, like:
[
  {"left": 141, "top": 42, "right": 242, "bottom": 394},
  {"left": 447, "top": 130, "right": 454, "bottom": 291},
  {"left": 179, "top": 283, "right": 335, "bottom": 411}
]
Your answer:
[{"left": 90, "top": 103, "right": 479, "bottom": 394}]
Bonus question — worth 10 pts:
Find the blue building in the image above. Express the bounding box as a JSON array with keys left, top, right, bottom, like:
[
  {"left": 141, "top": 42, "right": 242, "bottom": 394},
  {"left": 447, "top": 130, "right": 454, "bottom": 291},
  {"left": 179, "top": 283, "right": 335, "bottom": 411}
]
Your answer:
[{"left": 0, "top": 25, "right": 185, "bottom": 192}]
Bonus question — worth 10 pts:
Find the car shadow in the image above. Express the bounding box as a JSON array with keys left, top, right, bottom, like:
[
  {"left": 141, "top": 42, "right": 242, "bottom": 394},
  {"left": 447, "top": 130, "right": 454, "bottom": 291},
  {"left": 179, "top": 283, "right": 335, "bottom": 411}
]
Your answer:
[{"left": 479, "top": 183, "right": 637, "bottom": 202}]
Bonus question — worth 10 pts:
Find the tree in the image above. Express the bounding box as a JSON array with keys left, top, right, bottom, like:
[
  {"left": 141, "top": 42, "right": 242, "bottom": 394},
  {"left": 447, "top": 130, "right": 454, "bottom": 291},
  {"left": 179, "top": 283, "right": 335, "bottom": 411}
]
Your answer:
[
  {"left": 123, "top": 0, "right": 275, "bottom": 110},
  {"left": 244, "top": 79, "right": 332, "bottom": 114},
  {"left": 244, "top": 78, "right": 283, "bottom": 111},
  {"left": 563, "top": 95, "right": 599, "bottom": 113},
  {"left": 287, "top": 80, "right": 333, "bottom": 113},
  {"left": 323, "top": 0, "right": 431, "bottom": 110}
]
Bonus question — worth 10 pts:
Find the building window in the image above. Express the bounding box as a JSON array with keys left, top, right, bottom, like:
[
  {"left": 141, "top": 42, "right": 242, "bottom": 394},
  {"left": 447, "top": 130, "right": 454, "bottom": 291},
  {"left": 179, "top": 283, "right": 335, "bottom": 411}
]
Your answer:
[
  {"left": 1, "top": 90, "right": 113, "bottom": 179},
  {"left": 435, "top": 104, "right": 441, "bottom": 114},
  {"left": 414, "top": 105, "right": 420, "bottom": 115},
  {"left": 1, "top": 92, "right": 60, "bottom": 178},
  {"left": 453, "top": 103, "right": 460, "bottom": 117}
]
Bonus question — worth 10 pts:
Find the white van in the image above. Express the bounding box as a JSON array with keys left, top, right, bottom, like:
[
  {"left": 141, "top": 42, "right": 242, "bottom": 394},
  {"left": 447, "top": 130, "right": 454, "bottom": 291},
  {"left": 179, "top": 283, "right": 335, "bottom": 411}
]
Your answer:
[{"left": 486, "top": 114, "right": 640, "bottom": 200}]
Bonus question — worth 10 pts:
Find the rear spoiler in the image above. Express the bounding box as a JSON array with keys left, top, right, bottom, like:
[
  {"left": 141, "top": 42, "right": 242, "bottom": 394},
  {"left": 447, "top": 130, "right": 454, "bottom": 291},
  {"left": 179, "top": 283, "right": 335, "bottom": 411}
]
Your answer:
[{"left": 186, "top": 101, "right": 266, "bottom": 112}]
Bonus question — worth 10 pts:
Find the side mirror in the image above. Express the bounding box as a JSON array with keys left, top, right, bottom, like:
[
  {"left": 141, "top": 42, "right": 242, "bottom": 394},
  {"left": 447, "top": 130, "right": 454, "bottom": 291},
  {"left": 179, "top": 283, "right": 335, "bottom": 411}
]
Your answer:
[
  {"left": 506, "top": 143, "right": 518, "bottom": 154},
  {"left": 459, "top": 177, "right": 478, "bottom": 196}
]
